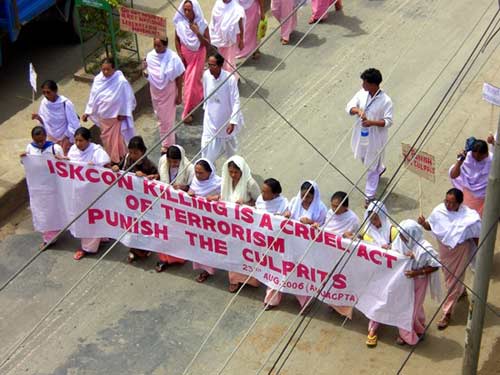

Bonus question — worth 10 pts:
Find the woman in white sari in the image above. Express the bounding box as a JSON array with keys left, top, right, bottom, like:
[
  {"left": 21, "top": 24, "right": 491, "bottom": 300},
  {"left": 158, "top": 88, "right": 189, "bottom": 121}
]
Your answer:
[
  {"left": 32, "top": 80, "right": 80, "bottom": 155},
  {"left": 284, "top": 180, "right": 327, "bottom": 309},
  {"left": 64, "top": 127, "right": 111, "bottom": 260},
  {"left": 256, "top": 178, "right": 288, "bottom": 309},
  {"left": 155, "top": 145, "right": 195, "bottom": 272},
  {"left": 188, "top": 158, "right": 222, "bottom": 282},
  {"left": 362, "top": 200, "right": 398, "bottom": 347},
  {"left": 219, "top": 155, "right": 261, "bottom": 292}
]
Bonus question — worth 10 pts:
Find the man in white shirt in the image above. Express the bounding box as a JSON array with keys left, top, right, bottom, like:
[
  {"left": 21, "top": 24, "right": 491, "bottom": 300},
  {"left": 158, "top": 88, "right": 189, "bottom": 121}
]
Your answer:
[
  {"left": 201, "top": 53, "right": 243, "bottom": 163},
  {"left": 346, "top": 68, "right": 393, "bottom": 206}
]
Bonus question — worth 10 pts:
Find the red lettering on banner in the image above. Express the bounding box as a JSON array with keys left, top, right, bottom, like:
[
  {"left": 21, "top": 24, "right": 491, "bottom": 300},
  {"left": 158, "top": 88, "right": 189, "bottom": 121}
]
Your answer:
[
  {"left": 47, "top": 159, "right": 55, "bottom": 174},
  {"left": 86, "top": 168, "right": 100, "bottom": 183},
  {"left": 126, "top": 195, "right": 140, "bottom": 210},
  {"left": 258, "top": 214, "right": 274, "bottom": 230},
  {"left": 332, "top": 274, "right": 347, "bottom": 289},
  {"left": 369, "top": 250, "right": 383, "bottom": 265},
  {"left": 68, "top": 164, "right": 83, "bottom": 180},
  {"left": 184, "top": 230, "right": 228, "bottom": 255},
  {"left": 88, "top": 208, "right": 103, "bottom": 224},
  {"left": 280, "top": 220, "right": 294, "bottom": 235},
  {"left": 143, "top": 179, "right": 159, "bottom": 197},
  {"left": 383, "top": 253, "right": 397, "bottom": 269},
  {"left": 357, "top": 244, "right": 370, "bottom": 261},
  {"left": 87, "top": 208, "right": 168, "bottom": 240}
]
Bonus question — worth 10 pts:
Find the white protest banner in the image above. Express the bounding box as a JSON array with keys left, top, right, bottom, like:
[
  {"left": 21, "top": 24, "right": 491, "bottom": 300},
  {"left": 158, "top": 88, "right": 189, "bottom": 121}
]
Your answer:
[
  {"left": 482, "top": 82, "right": 500, "bottom": 106},
  {"left": 401, "top": 143, "right": 436, "bottom": 182},
  {"left": 23, "top": 156, "right": 414, "bottom": 330}
]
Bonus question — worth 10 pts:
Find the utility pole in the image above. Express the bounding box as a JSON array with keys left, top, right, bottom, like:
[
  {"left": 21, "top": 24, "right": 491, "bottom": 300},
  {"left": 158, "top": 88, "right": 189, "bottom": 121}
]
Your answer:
[{"left": 462, "top": 117, "right": 500, "bottom": 373}]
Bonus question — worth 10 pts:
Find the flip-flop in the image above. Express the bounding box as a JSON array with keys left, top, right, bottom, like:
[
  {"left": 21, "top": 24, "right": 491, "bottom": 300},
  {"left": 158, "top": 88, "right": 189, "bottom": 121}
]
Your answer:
[
  {"left": 228, "top": 283, "right": 240, "bottom": 293},
  {"left": 155, "top": 262, "right": 168, "bottom": 273},
  {"left": 196, "top": 271, "right": 210, "bottom": 283},
  {"left": 396, "top": 336, "right": 406, "bottom": 346},
  {"left": 437, "top": 314, "right": 451, "bottom": 330},
  {"left": 73, "top": 249, "right": 87, "bottom": 261},
  {"left": 264, "top": 303, "right": 275, "bottom": 311},
  {"left": 366, "top": 334, "right": 378, "bottom": 347}
]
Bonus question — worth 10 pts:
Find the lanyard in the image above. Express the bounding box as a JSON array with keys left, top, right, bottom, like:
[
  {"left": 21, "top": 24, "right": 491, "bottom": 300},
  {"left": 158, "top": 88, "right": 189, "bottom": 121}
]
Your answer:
[{"left": 364, "top": 89, "right": 381, "bottom": 114}]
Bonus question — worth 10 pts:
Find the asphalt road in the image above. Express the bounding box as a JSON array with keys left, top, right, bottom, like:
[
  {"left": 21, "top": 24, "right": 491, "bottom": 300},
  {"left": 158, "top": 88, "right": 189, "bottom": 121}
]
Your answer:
[{"left": 1, "top": 0, "right": 500, "bottom": 374}]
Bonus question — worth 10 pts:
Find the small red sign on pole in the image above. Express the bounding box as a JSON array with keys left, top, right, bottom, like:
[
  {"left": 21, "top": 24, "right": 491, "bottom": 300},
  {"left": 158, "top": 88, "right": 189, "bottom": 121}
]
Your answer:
[
  {"left": 401, "top": 143, "right": 436, "bottom": 182},
  {"left": 119, "top": 6, "right": 167, "bottom": 39}
]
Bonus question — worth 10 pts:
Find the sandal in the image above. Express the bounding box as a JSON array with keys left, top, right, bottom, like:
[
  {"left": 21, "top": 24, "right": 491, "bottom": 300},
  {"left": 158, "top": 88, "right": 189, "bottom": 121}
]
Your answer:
[
  {"left": 366, "top": 334, "right": 378, "bottom": 347},
  {"left": 396, "top": 336, "right": 406, "bottom": 346},
  {"left": 128, "top": 251, "right": 136, "bottom": 263},
  {"left": 228, "top": 283, "right": 241, "bottom": 293},
  {"left": 39, "top": 242, "right": 48, "bottom": 251},
  {"left": 183, "top": 115, "right": 193, "bottom": 124},
  {"left": 459, "top": 289, "right": 468, "bottom": 300},
  {"left": 155, "top": 261, "right": 168, "bottom": 273},
  {"left": 308, "top": 17, "right": 319, "bottom": 24},
  {"left": 264, "top": 303, "right": 275, "bottom": 311},
  {"left": 252, "top": 51, "right": 261, "bottom": 60},
  {"left": 196, "top": 271, "right": 210, "bottom": 283},
  {"left": 281, "top": 38, "right": 289, "bottom": 45},
  {"left": 437, "top": 314, "right": 451, "bottom": 330},
  {"left": 73, "top": 249, "right": 87, "bottom": 261}
]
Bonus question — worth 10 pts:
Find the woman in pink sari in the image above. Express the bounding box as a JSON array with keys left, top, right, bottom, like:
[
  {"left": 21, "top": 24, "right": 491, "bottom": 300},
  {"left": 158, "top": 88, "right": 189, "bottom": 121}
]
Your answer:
[
  {"left": 174, "top": 0, "right": 211, "bottom": 125},
  {"left": 418, "top": 188, "right": 481, "bottom": 330},
  {"left": 309, "top": 0, "right": 343, "bottom": 24},
  {"left": 82, "top": 58, "right": 136, "bottom": 164},
  {"left": 145, "top": 39, "right": 185, "bottom": 151},
  {"left": 392, "top": 220, "right": 441, "bottom": 346},
  {"left": 271, "top": 0, "right": 298, "bottom": 45},
  {"left": 449, "top": 139, "right": 492, "bottom": 216},
  {"left": 209, "top": 0, "right": 245, "bottom": 79},
  {"left": 236, "top": 0, "right": 265, "bottom": 59}
]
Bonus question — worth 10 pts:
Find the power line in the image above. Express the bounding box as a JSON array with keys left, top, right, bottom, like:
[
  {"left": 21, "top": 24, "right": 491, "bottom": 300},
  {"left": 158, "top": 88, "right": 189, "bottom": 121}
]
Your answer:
[
  {"left": 395, "top": 216, "right": 500, "bottom": 375},
  {"left": 0, "top": 0, "right": 311, "bottom": 295},
  {"left": 204, "top": 2, "right": 500, "bottom": 372},
  {"left": 0, "top": 0, "right": 338, "bottom": 369},
  {"left": 257, "top": 4, "right": 500, "bottom": 373}
]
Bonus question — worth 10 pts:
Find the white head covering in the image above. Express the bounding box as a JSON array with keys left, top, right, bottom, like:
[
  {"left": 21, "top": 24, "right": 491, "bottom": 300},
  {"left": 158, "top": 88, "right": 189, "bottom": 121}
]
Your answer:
[
  {"left": 427, "top": 202, "right": 481, "bottom": 248},
  {"left": 174, "top": 0, "right": 208, "bottom": 51},
  {"left": 287, "top": 180, "right": 327, "bottom": 225},
  {"left": 189, "top": 158, "right": 222, "bottom": 197},
  {"left": 158, "top": 144, "right": 194, "bottom": 186},
  {"left": 145, "top": 48, "right": 185, "bottom": 90},
  {"left": 363, "top": 200, "right": 393, "bottom": 247},
  {"left": 209, "top": 0, "right": 246, "bottom": 47},
  {"left": 221, "top": 155, "right": 257, "bottom": 203},
  {"left": 238, "top": 0, "right": 255, "bottom": 9},
  {"left": 393, "top": 219, "right": 442, "bottom": 301},
  {"left": 67, "top": 142, "right": 110, "bottom": 166}
]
